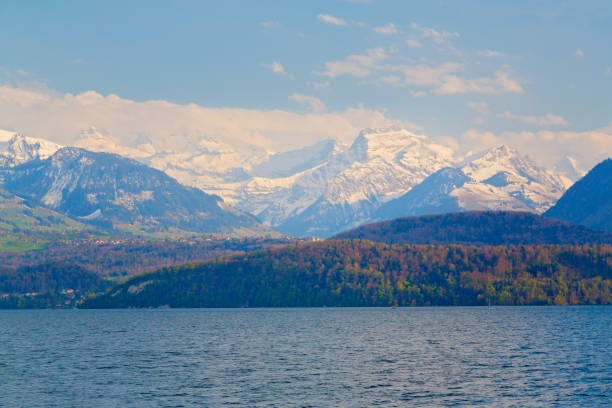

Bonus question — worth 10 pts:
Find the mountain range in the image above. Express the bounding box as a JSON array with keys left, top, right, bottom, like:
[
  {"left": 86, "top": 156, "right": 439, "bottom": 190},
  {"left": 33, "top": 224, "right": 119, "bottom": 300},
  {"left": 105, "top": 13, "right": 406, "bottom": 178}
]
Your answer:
[
  {"left": 0, "top": 144, "right": 275, "bottom": 237},
  {"left": 1, "top": 126, "right": 606, "bottom": 237}
]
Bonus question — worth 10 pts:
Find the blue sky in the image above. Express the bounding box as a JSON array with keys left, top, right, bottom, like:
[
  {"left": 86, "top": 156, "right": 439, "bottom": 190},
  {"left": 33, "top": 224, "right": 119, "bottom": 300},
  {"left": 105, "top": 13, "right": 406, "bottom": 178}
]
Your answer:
[{"left": 0, "top": 0, "right": 610, "bottom": 167}]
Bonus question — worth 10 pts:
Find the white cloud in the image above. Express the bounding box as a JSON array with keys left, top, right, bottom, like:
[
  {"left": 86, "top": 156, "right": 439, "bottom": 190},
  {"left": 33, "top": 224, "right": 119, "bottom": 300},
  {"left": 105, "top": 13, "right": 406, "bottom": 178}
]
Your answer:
[
  {"left": 318, "top": 46, "right": 524, "bottom": 95},
  {"left": 405, "top": 39, "right": 423, "bottom": 48},
  {"left": 289, "top": 93, "right": 327, "bottom": 113},
  {"left": 410, "top": 90, "right": 427, "bottom": 98},
  {"left": 317, "top": 14, "right": 347, "bottom": 26},
  {"left": 263, "top": 61, "right": 292, "bottom": 78},
  {"left": 373, "top": 23, "right": 398, "bottom": 35},
  {"left": 0, "top": 84, "right": 421, "bottom": 152},
  {"left": 574, "top": 49, "right": 584, "bottom": 57},
  {"left": 384, "top": 61, "right": 462, "bottom": 87},
  {"left": 477, "top": 49, "right": 504, "bottom": 57},
  {"left": 503, "top": 111, "right": 569, "bottom": 126},
  {"left": 434, "top": 66, "right": 524, "bottom": 95},
  {"left": 411, "top": 23, "right": 459, "bottom": 44},
  {"left": 317, "top": 48, "right": 389, "bottom": 78},
  {"left": 467, "top": 101, "right": 489, "bottom": 114}
]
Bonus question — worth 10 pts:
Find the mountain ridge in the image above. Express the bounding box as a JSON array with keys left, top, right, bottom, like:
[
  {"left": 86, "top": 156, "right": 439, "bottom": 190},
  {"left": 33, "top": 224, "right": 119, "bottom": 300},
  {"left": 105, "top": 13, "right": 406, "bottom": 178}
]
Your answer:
[
  {"left": 544, "top": 158, "right": 612, "bottom": 232},
  {"left": 0, "top": 147, "right": 277, "bottom": 237},
  {"left": 333, "top": 211, "right": 612, "bottom": 246},
  {"left": 1, "top": 127, "right": 573, "bottom": 237}
]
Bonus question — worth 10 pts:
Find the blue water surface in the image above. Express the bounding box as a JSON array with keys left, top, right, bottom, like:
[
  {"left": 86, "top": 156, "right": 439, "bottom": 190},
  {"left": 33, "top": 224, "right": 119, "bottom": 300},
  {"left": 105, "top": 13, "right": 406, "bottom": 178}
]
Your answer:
[{"left": 1, "top": 306, "right": 610, "bottom": 407}]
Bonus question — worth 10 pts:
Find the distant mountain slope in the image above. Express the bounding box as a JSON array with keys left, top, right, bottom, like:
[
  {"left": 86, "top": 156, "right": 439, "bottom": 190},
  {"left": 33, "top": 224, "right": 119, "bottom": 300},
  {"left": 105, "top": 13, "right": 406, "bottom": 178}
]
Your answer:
[
  {"left": 374, "top": 167, "right": 469, "bottom": 219},
  {"left": 0, "top": 132, "right": 62, "bottom": 167},
  {"left": 375, "top": 146, "right": 567, "bottom": 222},
  {"left": 1, "top": 128, "right": 572, "bottom": 238},
  {"left": 0, "top": 187, "right": 98, "bottom": 251},
  {"left": 0, "top": 188, "right": 89, "bottom": 234},
  {"left": 544, "top": 159, "right": 612, "bottom": 232},
  {"left": 0, "top": 147, "right": 277, "bottom": 237},
  {"left": 237, "top": 127, "right": 457, "bottom": 237},
  {"left": 80, "top": 240, "right": 612, "bottom": 308},
  {"left": 333, "top": 211, "right": 612, "bottom": 245}
]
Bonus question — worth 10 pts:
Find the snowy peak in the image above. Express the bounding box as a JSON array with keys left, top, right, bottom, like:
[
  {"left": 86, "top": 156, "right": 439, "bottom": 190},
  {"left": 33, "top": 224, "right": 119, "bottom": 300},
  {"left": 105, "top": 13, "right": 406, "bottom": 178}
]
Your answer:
[
  {"left": 373, "top": 143, "right": 568, "bottom": 223},
  {"left": 554, "top": 155, "right": 586, "bottom": 184},
  {"left": 0, "top": 132, "right": 62, "bottom": 167},
  {"left": 452, "top": 144, "right": 566, "bottom": 213},
  {"left": 348, "top": 127, "right": 452, "bottom": 164},
  {"left": 461, "top": 144, "right": 561, "bottom": 187},
  {"left": 75, "top": 127, "right": 153, "bottom": 158}
]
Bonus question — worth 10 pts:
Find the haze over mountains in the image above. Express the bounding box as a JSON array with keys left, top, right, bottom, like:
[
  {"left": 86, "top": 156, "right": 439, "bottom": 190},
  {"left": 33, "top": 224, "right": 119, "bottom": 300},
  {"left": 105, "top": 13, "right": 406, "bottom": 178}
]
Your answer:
[{"left": 0, "top": 126, "right": 583, "bottom": 237}]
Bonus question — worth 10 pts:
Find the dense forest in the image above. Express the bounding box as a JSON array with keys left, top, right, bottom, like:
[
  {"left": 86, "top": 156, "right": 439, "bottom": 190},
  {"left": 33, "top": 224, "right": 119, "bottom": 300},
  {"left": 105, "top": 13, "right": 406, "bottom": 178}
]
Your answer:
[
  {"left": 0, "top": 237, "right": 296, "bottom": 308},
  {"left": 334, "top": 211, "right": 612, "bottom": 245},
  {"left": 81, "top": 240, "right": 612, "bottom": 308},
  {"left": 0, "top": 262, "right": 110, "bottom": 309}
]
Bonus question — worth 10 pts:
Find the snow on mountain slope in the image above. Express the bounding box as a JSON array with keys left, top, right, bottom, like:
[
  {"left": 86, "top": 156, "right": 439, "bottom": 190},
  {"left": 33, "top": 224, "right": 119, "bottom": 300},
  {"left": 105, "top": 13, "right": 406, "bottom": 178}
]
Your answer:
[
  {"left": 228, "top": 127, "right": 457, "bottom": 236},
  {"left": 375, "top": 145, "right": 567, "bottom": 221},
  {"left": 454, "top": 145, "right": 566, "bottom": 213},
  {"left": 0, "top": 131, "right": 62, "bottom": 167},
  {"left": 249, "top": 138, "right": 340, "bottom": 179},
  {"left": 0, "top": 126, "right": 571, "bottom": 238},
  {"left": 74, "top": 126, "right": 268, "bottom": 198},
  {"left": 74, "top": 127, "right": 154, "bottom": 158},
  {"left": 0, "top": 147, "right": 276, "bottom": 237},
  {"left": 554, "top": 154, "right": 586, "bottom": 186}
]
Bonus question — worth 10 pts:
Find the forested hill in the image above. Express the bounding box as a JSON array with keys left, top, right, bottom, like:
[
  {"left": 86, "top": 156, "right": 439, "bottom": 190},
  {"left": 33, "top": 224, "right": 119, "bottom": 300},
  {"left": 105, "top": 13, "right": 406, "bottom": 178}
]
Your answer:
[
  {"left": 0, "top": 262, "right": 111, "bottom": 308},
  {"left": 333, "top": 211, "right": 612, "bottom": 245},
  {"left": 81, "top": 240, "right": 612, "bottom": 308}
]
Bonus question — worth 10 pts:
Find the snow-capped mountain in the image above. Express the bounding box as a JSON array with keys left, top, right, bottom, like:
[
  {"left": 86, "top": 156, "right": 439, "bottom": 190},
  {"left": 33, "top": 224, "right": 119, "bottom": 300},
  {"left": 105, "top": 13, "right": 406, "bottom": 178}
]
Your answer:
[
  {"left": 0, "top": 126, "right": 572, "bottom": 237},
  {"left": 375, "top": 145, "right": 567, "bottom": 221},
  {"left": 554, "top": 154, "right": 586, "bottom": 185},
  {"left": 0, "top": 147, "right": 277, "bottom": 237},
  {"left": 0, "top": 130, "right": 62, "bottom": 167},
  {"left": 73, "top": 126, "right": 268, "bottom": 198},
  {"left": 228, "top": 127, "right": 457, "bottom": 236}
]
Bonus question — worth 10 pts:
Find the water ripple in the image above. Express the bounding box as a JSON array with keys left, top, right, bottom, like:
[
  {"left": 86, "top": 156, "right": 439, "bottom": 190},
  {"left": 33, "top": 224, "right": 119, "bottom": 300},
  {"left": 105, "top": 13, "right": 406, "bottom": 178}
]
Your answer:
[{"left": 0, "top": 306, "right": 610, "bottom": 407}]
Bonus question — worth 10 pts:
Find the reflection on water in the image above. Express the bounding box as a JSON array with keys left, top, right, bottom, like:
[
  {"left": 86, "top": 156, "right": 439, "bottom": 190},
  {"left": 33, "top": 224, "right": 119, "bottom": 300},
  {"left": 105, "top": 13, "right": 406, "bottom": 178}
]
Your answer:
[{"left": 1, "top": 307, "right": 610, "bottom": 407}]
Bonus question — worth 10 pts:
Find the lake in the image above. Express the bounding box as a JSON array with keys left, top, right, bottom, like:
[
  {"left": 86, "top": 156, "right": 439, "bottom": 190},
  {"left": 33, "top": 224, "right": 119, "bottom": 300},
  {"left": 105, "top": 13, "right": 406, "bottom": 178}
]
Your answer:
[{"left": 1, "top": 307, "right": 610, "bottom": 407}]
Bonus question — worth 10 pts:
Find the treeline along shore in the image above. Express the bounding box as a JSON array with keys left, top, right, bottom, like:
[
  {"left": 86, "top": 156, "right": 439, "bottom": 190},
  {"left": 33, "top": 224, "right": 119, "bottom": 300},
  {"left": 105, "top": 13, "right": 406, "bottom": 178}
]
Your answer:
[{"left": 81, "top": 240, "right": 612, "bottom": 308}]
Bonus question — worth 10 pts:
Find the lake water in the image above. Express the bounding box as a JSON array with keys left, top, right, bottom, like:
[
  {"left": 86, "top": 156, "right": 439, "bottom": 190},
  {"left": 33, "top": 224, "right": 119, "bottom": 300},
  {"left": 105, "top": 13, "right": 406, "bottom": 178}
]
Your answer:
[{"left": 1, "top": 307, "right": 610, "bottom": 407}]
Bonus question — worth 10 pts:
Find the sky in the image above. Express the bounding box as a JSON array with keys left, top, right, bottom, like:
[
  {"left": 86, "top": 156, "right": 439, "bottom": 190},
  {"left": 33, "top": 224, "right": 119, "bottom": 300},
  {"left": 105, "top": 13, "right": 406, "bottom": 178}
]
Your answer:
[{"left": 0, "top": 0, "right": 611, "bottom": 168}]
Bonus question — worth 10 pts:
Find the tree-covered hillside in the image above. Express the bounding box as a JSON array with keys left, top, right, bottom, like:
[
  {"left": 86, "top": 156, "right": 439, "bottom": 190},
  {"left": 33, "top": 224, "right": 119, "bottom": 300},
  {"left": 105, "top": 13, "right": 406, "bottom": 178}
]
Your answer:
[
  {"left": 0, "top": 262, "right": 110, "bottom": 309},
  {"left": 81, "top": 240, "right": 612, "bottom": 308},
  {"left": 333, "top": 211, "right": 612, "bottom": 245}
]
